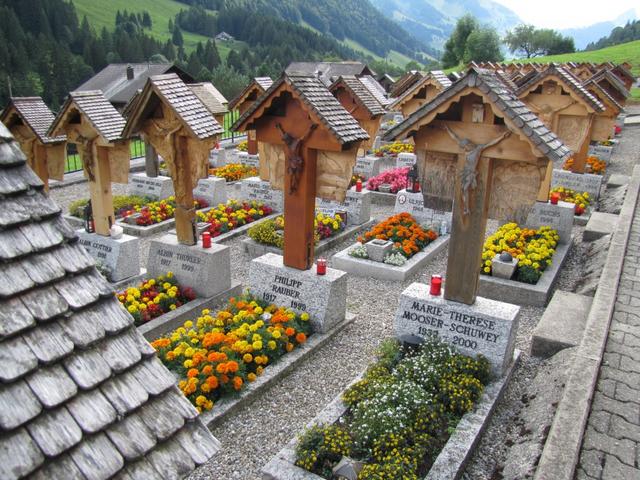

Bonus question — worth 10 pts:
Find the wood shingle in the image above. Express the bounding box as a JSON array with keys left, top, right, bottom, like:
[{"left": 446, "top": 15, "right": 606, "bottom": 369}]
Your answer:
[
  {"left": 0, "top": 97, "right": 66, "bottom": 144},
  {"left": 0, "top": 121, "right": 220, "bottom": 479}
]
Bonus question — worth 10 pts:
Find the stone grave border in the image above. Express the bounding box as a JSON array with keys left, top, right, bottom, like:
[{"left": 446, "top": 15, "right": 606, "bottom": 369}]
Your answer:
[
  {"left": 242, "top": 218, "right": 376, "bottom": 259},
  {"left": 262, "top": 350, "right": 520, "bottom": 480},
  {"left": 200, "top": 312, "right": 356, "bottom": 429},
  {"left": 115, "top": 206, "right": 213, "bottom": 237},
  {"left": 332, "top": 235, "right": 450, "bottom": 281},
  {"left": 535, "top": 164, "right": 640, "bottom": 480},
  {"left": 136, "top": 281, "right": 243, "bottom": 341},
  {"left": 477, "top": 237, "right": 574, "bottom": 307},
  {"left": 365, "top": 188, "right": 398, "bottom": 205}
]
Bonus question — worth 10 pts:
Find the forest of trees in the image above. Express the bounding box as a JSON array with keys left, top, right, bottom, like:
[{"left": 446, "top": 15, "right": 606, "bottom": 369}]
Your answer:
[{"left": 586, "top": 20, "right": 640, "bottom": 51}]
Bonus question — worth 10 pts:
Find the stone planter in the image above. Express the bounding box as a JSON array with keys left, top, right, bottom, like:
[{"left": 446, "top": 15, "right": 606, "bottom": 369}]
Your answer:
[
  {"left": 365, "top": 238, "right": 393, "bottom": 262},
  {"left": 491, "top": 253, "right": 518, "bottom": 279},
  {"left": 378, "top": 183, "right": 392, "bottom": 193}
]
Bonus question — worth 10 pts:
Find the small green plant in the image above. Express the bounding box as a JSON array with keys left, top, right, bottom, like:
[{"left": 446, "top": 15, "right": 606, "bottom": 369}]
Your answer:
[
  {"left": 69, "top": 194, "right": 149, "bottom": 218},
  {"left": 516, "top": 264, "right": 542, "bottom": 284},
  {"left": 248, "top": 219, "right": 284, "bottom": 248},
  {"left": 295, "top": 424, "right": 353, "bottom": 477}
]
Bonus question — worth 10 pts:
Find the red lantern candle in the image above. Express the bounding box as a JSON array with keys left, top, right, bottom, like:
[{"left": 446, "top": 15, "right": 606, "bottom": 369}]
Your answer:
[
  {"left": 413, "top": 180, "right": 421, "bottom": 192},
  {"left": 316, "top": 258, "right": 327, "bottom": 275},
  {"left": 355, "top": 179, "right": 363, "bottom": 192},
  {"left": 202, "top": 232, "right": 212, "bottom": 248},
  {"left": 550, "top": 192, "right": 560, "bottom": 205},
  {"left": 430, "top": 274, "right": 442, "bottom": 296}
]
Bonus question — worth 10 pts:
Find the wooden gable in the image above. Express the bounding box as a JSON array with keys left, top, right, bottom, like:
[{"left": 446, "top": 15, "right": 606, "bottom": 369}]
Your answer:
[
  {"left": 228, "top": 78, "right": 272, "bottom": 115},
  {"left": 389, "top": 72, "right": 452, "bottom": 118}
]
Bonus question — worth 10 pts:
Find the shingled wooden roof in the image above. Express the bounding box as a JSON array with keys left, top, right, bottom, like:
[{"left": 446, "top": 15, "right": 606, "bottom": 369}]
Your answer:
[
  {"left": 357, "top": 75, "right": 391, "bottom": 107},
  {"left": 122, "top": 73, "right": 223, "bottom": 140},
  {"left": 233, "top": 73, "right": 369, "bottom": 145},
  {"left": 516, "top": 64, "right": 605, "bottom": 113},
  {"left": 227, "top": 77, "right": 273, "bottom": 111},
  {"left": 0, "top": 97, "right": 66, "bottom": 144},
  {"left": 188, "top": 82, "right": 228, "bottom": 116},
  {"left": 383, "top": 67, "right": 572, "bottom": 164},
  {"left": 389, "top": 70, "right": 452, "bottom": 110},
  {"left": 0, "top": 122, "right": 220, "bottom": 479},
  {"left": 329, "top": 75, "right": 385, "bottom": 117},
  {"left": 49, "top": 91, "right": 126, "bottom": 143},
  {"left": 586, "top": 69, "right": 630, "bottom": 99}
]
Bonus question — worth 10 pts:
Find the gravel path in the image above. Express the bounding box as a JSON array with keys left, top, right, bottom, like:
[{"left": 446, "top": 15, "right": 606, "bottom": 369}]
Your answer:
[{"left": 47, "top": 113, "right": 640, "bottom": 479}]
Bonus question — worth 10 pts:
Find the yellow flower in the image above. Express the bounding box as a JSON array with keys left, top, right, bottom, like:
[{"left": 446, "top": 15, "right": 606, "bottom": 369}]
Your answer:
[{"left": 300, "top": 313, "right": 309, "bottom": 321}]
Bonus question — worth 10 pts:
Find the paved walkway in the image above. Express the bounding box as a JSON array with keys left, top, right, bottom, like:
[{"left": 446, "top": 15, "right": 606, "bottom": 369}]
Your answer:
[{"left": 577, "top": 191, "right": 640, "bottom": 479}]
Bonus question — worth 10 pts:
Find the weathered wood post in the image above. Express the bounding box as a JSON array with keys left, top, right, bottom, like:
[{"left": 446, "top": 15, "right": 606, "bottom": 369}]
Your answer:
[
  {"left": 228, "top": 77, "right": 274, "bottom": 156},
  {"left": 233, "top": 73, "right": 369, "bottom": 270},
  {"left": 1, "top": 97, "right": 67, "bottom": 192},
  {"left": 385, "top": 68, "right": 571, "bottom": 305}
]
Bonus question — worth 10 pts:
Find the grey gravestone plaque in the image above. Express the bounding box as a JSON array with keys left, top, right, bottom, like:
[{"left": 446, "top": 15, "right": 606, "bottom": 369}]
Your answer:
[
  {"left": 238, "top": 152, "right": 260, "bottom": 168},
  {"left": 128, "top": 173, "right": 174, "bottom": 200},
  {"left": 315, "top": 188, "right": 371, "bottom": 225},
  {"left": 248, "top": 253, "right": 347, "bottom": 333},
  {"left": 353, "top": 155, "right": 382, "bottom": 178},
  {"left": 77, "top": 230, "right": 141, "bottom": 282},
  {"left": 525, "top": 201, "right": 574, "bottom": 244},
  {"left": 551, "top": 169, "right": 603, "bottom": 201},
  {"left": 587, "top": 144, "right": 613, "bottom": 162},
  {"left": 395, "top": 283, "right": 520, "bottom": 376},
  {"left": 395, "top": 189, "right": 452, "bottom": 226},
  {"left": 396, "top": 152, "right": 417, "bottom": 168},
  {"left": 240, "top": 176, "right": 283, "bottom": 210},
  {"left": 193, "top": 177, "right": 227, "bottom": 207},
  {"left": 147, "top": 234, "right": 231, "bottom": 298}
]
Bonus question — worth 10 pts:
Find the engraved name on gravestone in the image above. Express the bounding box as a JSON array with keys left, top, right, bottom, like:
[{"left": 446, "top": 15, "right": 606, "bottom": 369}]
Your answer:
[
  {"left": 128, "top": 173, "right": 174, "bottom": 200},
  {"left": 77, "top": 230, "right": 140, "bottom": 282},
  {"left": 353, "top": 155, "right": 382, "bottom": 178},
  {"left": 315, "top": 189, "right": 371, "bottom": 225},
  {"left": 551, "top": 170, "right": 603, "bottom": 200},
  {"left": 396, "top": 152, "right": 417, "bottom": 168},
  {"left": 395, "top": 283, "right": 520, "bottom": 376},
  {"left": 239, "top": 153, "right": 260, "bottom": 168},
  {"left": 193, "top": 177, "right": 227, "bottom": 206},
  {"left": 525, "top": 201, "right": 574, "bottom": 244},
  {"left": 248, "top": 253, "right": 347, "bottom": 333},
  {"left": 395, "top": 189, "right": 452, "bottom": 226},
  {"left": 241, "top": 177, "right": 283, "bottom": 210},
  {"left": 587, "top": 145, "right": 613, "bottom": 162},
  {"left": 147, "top": 234, "right": 231, "bottom": 298}
]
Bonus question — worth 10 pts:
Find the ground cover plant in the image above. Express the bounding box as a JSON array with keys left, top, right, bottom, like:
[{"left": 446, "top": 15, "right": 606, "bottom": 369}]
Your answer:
[
  {"left": 294, "top": 337, "right": 490, "bottom": 478},
  {"left": 549, "top": 187, "right": 592, "bottom": 215},
  {"left": 248, "top": 212, "right": 345, "bottom": 248},
  {"left": 196, "top": 200, "right": 273, "bottom": 237},
  {"left": 481, "top": 223, "right": 559, "bottom": 284},
  {"left": 373, "top": 142, "right": 414, "bottom": 157},
  {"left": 209, "top": 163, "right": 258, "bottom": 182},
  {"left": 151, "top": 294, "right": 312, "bottom": 412},
  {"left": 117, "top": 272, "right": 196, "bottom": 326}
]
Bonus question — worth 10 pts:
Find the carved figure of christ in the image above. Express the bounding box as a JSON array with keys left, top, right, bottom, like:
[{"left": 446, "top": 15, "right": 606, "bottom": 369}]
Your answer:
[{"left": 276, "top": 122, "right": 318, "bottom": 194}]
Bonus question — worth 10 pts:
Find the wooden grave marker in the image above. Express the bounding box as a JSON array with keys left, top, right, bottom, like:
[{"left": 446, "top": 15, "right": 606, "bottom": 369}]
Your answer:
[
  {"left": 229, "top": 77, "right": 273, "bottom": 155},
  {"left": 1, "top": 97, "right": 67, "bottom": 191},
  {"left": 122, "top": 73, "right": 223, "bottom": 245},
  {"left": 389, "top": 71, "right": 452, "bottom": 118},
  {"left": 233, "top": 73, "right": 369, "bottom": 270},
  {"left": 384, "top": 68, "right": 571, "bottom": 305},
  {"left": 49, "top": 91, "right": 129, "bottom": 235}
]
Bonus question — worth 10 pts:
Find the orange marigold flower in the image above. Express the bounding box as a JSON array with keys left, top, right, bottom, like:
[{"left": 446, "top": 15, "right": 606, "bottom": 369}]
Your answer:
[
  {"left": 227, "top": 361, "right": 239, "bottom": 373},
  {"left": 295, "top": 332, "right": 306, "bottom": 344},
  {"left": 151, "top": 338, "right": 171, "bottom": 349},
  {"left": 232, "top": 376, "right": 243, "bottom": 390},
  {"left": 286, "top": 342, "right": 294, "bottom": 352},
  {"left": 202, "top": 365, "right": 213, "bottom": 375},
  {"left": 216, "top": 363, "right": 228, "bottom": 374},
  {"left": 285, "top": 327, "right": 295, "bottom": 336},
  {"left": 187, "top": 368, "right": 199, "bottom": 378},
  {"left": 220, "top": 374, "right": 229, "bottom": 383},
  {"left": 206, "top": 375, "right": 219, "bottom": 389}
]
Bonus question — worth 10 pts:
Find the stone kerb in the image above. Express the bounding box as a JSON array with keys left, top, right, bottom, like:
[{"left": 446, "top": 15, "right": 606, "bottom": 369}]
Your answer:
[
  {"left": 248, "top": 253, "right": 347, "bottom": 333},
  {"left": 395, "top": 283, "right": 520, "bottom": 376},
  {"left": 477, "top": 237, "right": 574, "bottom": 307},
  {"left": 332, "top": 235, "right": 450, "bottom": 281},
  {"left": 128, "top": 173, "right": 174, "bottom": 200},
  {"left": 77, "top": 230, "right": 141, "bottom": 282}
]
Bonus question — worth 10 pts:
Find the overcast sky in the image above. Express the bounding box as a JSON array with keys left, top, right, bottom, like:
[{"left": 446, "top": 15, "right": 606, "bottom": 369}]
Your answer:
[{"left": 492, "top": 0, "right": 639, "bottom": 29}]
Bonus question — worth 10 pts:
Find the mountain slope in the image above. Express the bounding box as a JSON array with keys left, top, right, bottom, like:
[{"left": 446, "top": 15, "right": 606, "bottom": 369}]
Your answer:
[
  {"left": 560, "top": 9, "right": 637, "bottom": 50},
  {"left": 370, "top": 0, "right": 521, "bottom": 51}
]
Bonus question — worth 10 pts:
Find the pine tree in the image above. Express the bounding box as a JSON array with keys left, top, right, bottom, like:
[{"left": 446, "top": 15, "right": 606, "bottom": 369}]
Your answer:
[{"left": 172, "top": 25, "right": 184, "bottom": 47}]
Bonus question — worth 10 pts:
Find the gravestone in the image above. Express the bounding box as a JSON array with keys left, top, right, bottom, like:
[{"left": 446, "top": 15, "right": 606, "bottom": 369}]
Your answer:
[
  {"left": 238, "top": 152, "right": 260, "bottom": 168},
  {"left": 395, "top": 282, "right": 520, "bottom": 376},
  {"left": 128, "top": 173, "right": 174, "bottom": 200},
  {"left": 587, "top": 144, "right": 613, "bottom": 163},
  {"left": 248, "top": 253, "right": 347, "bottom": 333},
  {"left": 394, "top": 189, "right": 452, "bottom": 226},
  {"left": 353, "top": 155, "right": 382, "bottom": 179},
  {"left": 525, "top": 201, "right": 574, "bottom": 244},
  {"left": 77, "top": 230, "right": 141, "bottom": 282},
  {"left": 315, "top": 187, "right": 371, "bottom": 225},
  {"left": 193, "top": 177, "right": 227, "bottom": 207},
  {"left": 551, "top": 169, "right": 603, "bottom": 201},
  {"left": 396, "top": 152, "right": 417, "bottom": 168},
  {"left": 240, "top": 176, "right": 283, "bottom": 210},
  {"left": 147, "top": 234, "right": 231, "bottom": 298}
]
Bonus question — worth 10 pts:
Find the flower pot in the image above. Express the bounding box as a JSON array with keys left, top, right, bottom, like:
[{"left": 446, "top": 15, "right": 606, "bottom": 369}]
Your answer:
[
  {"left": 365, "top": 238, "right": 393, "bottom": 262},
  {"left": 378, "top": 183, "right": 392, "bottom": 193}
]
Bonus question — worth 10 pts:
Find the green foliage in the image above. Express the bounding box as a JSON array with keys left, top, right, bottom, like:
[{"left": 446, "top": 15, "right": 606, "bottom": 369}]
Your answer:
[
  {"left": 516, "top": 264, "right": 542, "bottom": 284},
  {"left": 248, "top": 219, "right": 284, "bottom": 248},
  {"left": 587, "top": 20, "right": 640, "bottom": 51},
  {"left": 504, "top": 24, "right": 575, "bottom": 58},
  {"left": 441, "top": 15, "right": 502, "bottom": 68},
  {"left": 295, "top": 424, "right": 352, "bottom": 477},
  {"left": 68, "top": 195, "right": 149, "bottom": 218}
]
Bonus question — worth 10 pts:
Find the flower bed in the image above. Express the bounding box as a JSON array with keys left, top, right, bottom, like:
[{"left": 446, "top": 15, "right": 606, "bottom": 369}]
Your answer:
[
  {"left": 127, "top": 197, "right": 208, "bottom": 226},
  {"left": 366, "top": 167, "right": 410, "bottom": 194},
  {"left": 209, "top": 163, "right": 258, "bottom": 182},
  {"left": 69, "top": 194, "right": 150, "bottom": 218},
  {"left": 236, "top": 140, "right": 248, "bottom": 151},
  {"left": 563, "top": 155, "right": 606, "bottom": 175},
  {"left": 248, "top": 212, "right": 345, "bottom": 248},
  {"left": 293, "top": 338, "right": 490, "bottom": 478},
  {"left": 373, "top": 142, "right": 414, "bottom": 157},
  {"left": 481, "top": 223, "right": 559, "bottom": 284},
  {"left": 353, "top": 213, "right": 438, "bottom": 265},
  {"left": 549, "top": 187, "right": 591, "bottom": 215},
  {"left": 196, "top": 200, "right": 274, "bottom": 237},
  {"left": 117, "top": 272, "right": 196, "bottom": 326},
  {"left": 151, "top": 295, "right": 312, "bottom": 412}
]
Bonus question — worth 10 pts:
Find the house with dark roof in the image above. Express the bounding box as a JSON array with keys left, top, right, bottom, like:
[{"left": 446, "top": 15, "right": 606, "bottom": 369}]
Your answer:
[
  {"left": 389, "top": 70, "right": 452, "bottom": 118},
  {"left": 0, "top": 121, "right": 220, "bottom": 479},
  {"left": 285, "top": 61, "right": 374, "bottom": 88},
  {"left": 75, "top": 63, "right": 193, "bottom": 111}
]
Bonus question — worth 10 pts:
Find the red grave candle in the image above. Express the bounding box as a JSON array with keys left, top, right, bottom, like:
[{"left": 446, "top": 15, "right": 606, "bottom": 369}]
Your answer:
[
  {"left": 355, "top": 179, "right": 363, "bottom": 192},
  {"left": 430, "top": 274, "right": 442, "bottom": 296},
  {"left": 316, "top": 258, "right": 327, "bottom": 275},
  {"left": 550, "top": 192, "right": 559, "bottom": 205},
  {"left": 202, "top": 232, "right": 212, "bottom": 248}
]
